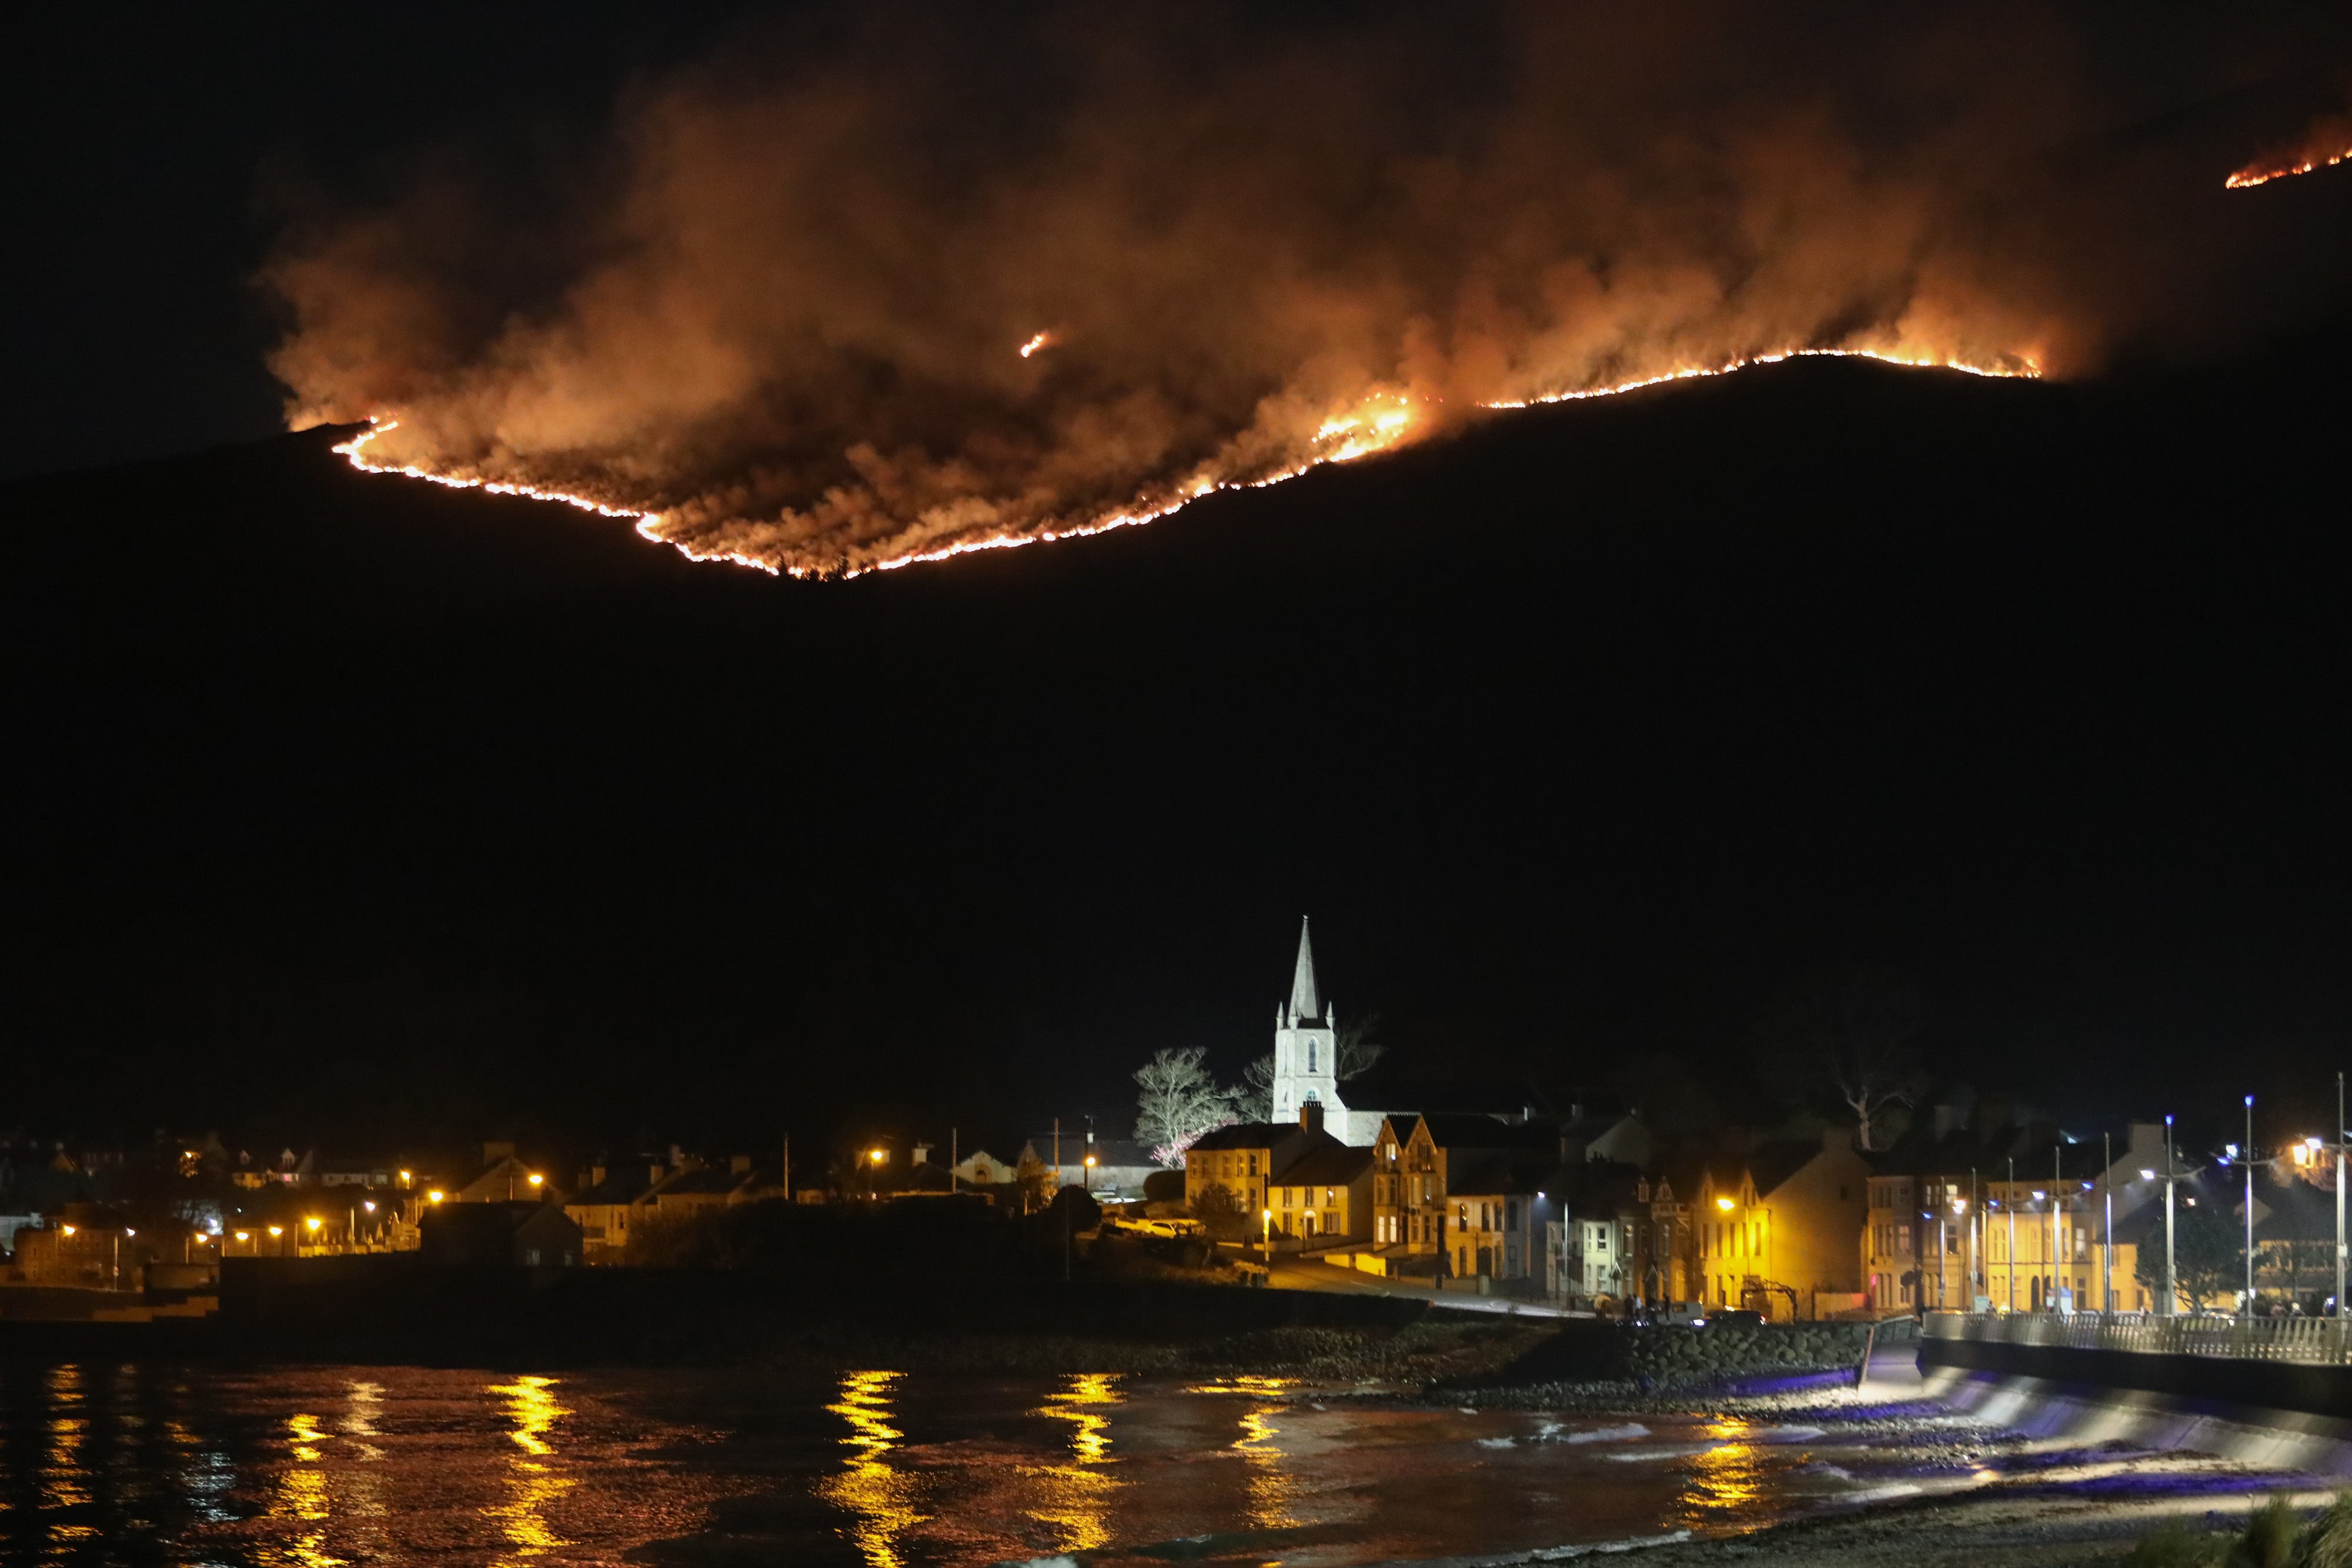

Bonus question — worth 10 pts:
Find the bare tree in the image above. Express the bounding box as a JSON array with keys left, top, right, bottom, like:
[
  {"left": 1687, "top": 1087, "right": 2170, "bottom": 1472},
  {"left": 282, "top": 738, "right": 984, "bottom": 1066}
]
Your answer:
[
  {"left": 1135, "top": 1047, "right": 1240, "bottom": 1166},
  {"left": 1759, "top": 967, "right": 1925, "bottom": 1152},
  {"left": 1335, "top": 1010, "right": 1385, "bottom": 1080},
  {"left": 1240, "top": 1053, "right": 1276, "bottom": 1122}
]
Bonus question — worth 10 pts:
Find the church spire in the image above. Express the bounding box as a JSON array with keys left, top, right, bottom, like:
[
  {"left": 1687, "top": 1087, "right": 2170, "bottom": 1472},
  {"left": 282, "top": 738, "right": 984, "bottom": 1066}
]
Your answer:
[{"left": 1288, "top": 916, "right": 1321, "bottom": 1021}]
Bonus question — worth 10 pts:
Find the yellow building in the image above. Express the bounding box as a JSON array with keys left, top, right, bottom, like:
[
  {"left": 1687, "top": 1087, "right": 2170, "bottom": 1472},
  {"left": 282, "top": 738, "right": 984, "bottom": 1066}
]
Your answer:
[
  {"left": 1692, "top": 1129, "right": 1869, "bottom": 1319},
  {"left": 1268, "top": 1144, "right": 1373, "bottom": 1245}
]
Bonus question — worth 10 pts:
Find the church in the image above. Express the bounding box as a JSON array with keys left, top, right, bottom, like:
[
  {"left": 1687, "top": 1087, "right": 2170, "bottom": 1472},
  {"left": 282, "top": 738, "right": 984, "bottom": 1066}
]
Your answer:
[{"left": 1267, "top": 917, "right": 1399, "bottom": 1145}]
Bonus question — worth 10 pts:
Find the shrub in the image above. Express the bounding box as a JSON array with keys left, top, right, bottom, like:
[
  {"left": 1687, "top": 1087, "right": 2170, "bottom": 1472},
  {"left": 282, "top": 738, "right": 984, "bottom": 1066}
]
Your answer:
[
  {"left": 2226, "top": 1496, "right": 2301, "bottom": 1568},
  {"left": 2302, "top": 1494, "right": 2352, "bottom": 1568},
  {"left": 2123, "top": 1522, "right": 2220, "bottom": 1568}
]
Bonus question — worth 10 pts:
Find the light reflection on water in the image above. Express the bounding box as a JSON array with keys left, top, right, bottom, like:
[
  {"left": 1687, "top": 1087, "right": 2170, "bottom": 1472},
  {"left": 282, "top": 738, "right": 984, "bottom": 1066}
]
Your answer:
[
  {"left": 817, "top": 1369, "right": 926, "bottom": 1567},
  {"left": 1021, "top": 1371, "right": 1124, "bottom": 1554},
  {"left": 0, "top": 1358, "right": 2255, "bottom": 1566}
]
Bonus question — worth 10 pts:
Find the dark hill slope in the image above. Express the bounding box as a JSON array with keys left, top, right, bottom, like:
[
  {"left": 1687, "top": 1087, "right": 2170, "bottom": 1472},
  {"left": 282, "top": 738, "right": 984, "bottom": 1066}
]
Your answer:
[{"left": 4, "top": 336, "right": 2350, "bottom": 1147}]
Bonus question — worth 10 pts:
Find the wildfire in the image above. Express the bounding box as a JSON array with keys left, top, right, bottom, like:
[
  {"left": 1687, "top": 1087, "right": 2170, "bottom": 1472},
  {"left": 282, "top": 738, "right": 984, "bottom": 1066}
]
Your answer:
[
  {"left": 1314, "top": 392, "right": 1417, "bottom": 463},
  {"left": 334, "top": 345, "right": 2036, "bottom": 581},
  {"left": 1019, "top": 332, "right": 1055, "bottom": 359},
  {"left": 2226, "top": 141, "right": 2352, "bottom": 189}
]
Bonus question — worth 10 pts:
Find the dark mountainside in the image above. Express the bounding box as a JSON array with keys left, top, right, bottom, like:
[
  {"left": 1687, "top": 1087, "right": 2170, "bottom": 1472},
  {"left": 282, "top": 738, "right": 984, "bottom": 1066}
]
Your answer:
[{"left": 6, "top": 331, "right": 2352, "bottom": 1157}]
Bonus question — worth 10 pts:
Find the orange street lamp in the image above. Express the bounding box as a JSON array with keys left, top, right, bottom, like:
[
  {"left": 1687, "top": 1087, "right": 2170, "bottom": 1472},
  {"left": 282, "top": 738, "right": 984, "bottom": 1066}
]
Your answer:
[
  {"left": 427, "top": 1191, "right": 445, "bottom": 1203},
  {"left": 233, "top": 1231, "right": 249, "bottom": 1243},
  {"left": 527, "top": 1173, "right": 544, "bottom": 1188},
  {"left": 59, "top": 1225, "right": 75, "bottom": 1237},
  {"left": 398, "top": 1170, "right": 413, "bottom": 1185},
  {"left": 268, "top": 1225, "right": 283, "bottom": 1236},
  {"left": 1715, "top": 1196, "right": 1736, "bottom": 1211},
  {"left": 868, "top": 1149, "right": 886, "bottom": 1165}
]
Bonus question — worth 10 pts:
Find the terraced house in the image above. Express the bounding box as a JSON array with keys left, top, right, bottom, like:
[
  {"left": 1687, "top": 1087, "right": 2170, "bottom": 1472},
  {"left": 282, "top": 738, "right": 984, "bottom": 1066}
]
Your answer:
[{"left": 1183, "top": 1105, "right": 1342, "bottom": 1226}]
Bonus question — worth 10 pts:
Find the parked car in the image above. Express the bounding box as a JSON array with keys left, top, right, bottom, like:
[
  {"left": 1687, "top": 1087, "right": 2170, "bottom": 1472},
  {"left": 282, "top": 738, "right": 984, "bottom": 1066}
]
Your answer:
[{"left": 1692, "top": 1308, "right": 1766, "bottom": 1329}]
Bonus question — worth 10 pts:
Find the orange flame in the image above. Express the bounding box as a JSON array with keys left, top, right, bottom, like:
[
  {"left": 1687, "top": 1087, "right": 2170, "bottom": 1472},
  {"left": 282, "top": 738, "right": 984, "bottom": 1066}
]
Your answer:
[
  {"left": 335, "top": 346, "right": 2035, "bottom": 581},
  {"left": 2226, "top": 142, "right": 2352, "bottom": 189},
  {"left": 1019, "top": 332, "right": 1055, "bottom": 359}
]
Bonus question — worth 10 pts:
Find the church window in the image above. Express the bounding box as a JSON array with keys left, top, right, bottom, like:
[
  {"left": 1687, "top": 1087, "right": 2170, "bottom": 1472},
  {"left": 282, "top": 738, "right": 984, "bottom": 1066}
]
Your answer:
[{"left": 1307, "top": 1043, "right": 1317, "bottom": 1072}]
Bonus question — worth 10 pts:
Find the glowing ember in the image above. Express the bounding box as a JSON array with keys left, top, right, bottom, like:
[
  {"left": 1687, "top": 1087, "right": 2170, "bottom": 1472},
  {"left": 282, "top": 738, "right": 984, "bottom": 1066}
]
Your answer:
[
  {"left": 1019, "top": 332, "right": 1055, "bottom": 359},
  {"left": 335, "top": 346, "right": 2036, "bottom": 581}
]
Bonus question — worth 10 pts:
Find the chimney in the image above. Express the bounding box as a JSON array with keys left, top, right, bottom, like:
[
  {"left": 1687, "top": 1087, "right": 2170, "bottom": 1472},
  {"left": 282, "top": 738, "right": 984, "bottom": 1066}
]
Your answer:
[
  {"left": 1300, "top": 1101, "right": 1325, "bottom": 1135},
  {"left": 730, "top": 1154, "right": 751, "bottom": 1175},
  {"left": 589, "top": 1165, "right": 606, "bottom": 1188},
  {"left": 911, "top": 1143, "right": 932, "bottom": 1166},
  {"left": 649, "top": 1162, "right": 665, "bottom": 1186}
]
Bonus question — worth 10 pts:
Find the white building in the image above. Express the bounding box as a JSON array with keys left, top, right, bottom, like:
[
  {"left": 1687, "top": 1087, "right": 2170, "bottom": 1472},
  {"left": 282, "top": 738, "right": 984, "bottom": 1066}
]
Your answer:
[{"left": 1267, "top": 918, "right": 1397, "bottom": 1145}]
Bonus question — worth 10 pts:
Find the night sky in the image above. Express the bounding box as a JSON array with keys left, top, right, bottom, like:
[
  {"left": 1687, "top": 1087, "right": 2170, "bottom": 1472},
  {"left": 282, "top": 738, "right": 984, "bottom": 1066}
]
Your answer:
[{"left": 7, "top": 4, "right": 2352, "bottom": 1165}]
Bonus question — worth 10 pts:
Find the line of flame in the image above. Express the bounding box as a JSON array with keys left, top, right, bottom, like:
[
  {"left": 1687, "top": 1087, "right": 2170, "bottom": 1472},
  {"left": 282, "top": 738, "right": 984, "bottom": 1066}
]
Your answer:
[
  {"left": 2225, "top": 142, "right": 2352, "bottom": 189},
  {"left": 333, "top": 345, "right": 2037, "bottom": 581}
]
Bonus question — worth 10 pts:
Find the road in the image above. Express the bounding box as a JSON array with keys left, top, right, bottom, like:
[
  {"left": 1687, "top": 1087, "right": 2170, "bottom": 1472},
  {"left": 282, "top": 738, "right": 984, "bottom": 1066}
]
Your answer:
[{"left": 1251, "top": 1250, "right": 1593, "bottom": 1318}]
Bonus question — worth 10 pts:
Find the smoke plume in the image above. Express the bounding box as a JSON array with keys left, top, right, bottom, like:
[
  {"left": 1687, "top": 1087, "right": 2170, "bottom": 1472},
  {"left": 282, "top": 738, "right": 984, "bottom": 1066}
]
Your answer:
[{"left": 265, "top": 3, "right": 2352, "bottom": 577}]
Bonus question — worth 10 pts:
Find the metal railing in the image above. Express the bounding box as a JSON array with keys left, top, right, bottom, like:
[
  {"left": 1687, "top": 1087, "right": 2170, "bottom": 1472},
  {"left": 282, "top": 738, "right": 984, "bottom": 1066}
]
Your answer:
[{"left": 1925, "top": 1309, "right": 2352, "bottom": 1364}]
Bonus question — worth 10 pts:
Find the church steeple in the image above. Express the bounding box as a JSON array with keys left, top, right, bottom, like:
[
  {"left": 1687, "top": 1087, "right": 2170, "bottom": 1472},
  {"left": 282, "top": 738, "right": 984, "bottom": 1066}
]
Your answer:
[{"left": 1288, "top": 916, "right": 1321, "bottom": 1021}]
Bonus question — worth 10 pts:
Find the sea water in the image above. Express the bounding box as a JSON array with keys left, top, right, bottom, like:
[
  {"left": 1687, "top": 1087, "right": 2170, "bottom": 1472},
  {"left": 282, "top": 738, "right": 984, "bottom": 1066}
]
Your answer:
[{"left": 0, "top": 1361, "right": 1931, "bottom": 1565}]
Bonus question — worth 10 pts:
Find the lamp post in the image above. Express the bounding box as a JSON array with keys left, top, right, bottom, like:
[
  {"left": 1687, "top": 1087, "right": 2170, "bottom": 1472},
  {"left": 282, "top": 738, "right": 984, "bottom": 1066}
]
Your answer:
[
  {"left": 2243, "top": 1094, "right": 2256, "bottom": 1319},
  {"left": 2337, "top": 1073, "right": 2347, "bottom": 1345},
  {"left": 2102, "top": 1132, "right": 2115, "bottom": 1316},
  {"left": 2006, "top": 1157, "right": 2017, "bottom": 1313},
  {"left": 2051, "top": 1146, "right": 2064, "bottom": 1313},
  {"left": 2164, "top": 1115, "right": 2177, "bottom": 1318}
]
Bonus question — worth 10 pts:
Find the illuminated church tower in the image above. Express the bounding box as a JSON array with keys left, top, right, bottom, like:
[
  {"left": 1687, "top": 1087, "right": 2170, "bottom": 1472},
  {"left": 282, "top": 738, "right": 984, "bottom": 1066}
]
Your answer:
[{"left": 1270, "top": 917, "right": 1343, "bottom": 1128}]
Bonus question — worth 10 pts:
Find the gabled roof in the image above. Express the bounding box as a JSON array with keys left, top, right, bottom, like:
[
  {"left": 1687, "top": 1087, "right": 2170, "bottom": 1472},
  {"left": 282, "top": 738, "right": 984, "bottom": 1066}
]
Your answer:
[
  {"left": 1377, "top": 1114, "right": 1423, "bottom": 1148},
  {"left": 1185, "top": 1122, "right": 1342, "bottom": 1182},
  {"left": 2253, "top": 1173, "right": 2339, "bottom": 1243},
  {"left": 655, "top": 1166, "right": 741, "bottom": 1197},
  {"left": 1344, "top": 1073, "right": 1549, "bottom": 1120},
  {"left": 567, "top": 1166, "right": 661, "bottom": 1206},
  {"left": 1275, "top": 1145, "right": 1373, "bottom": 1188},
  {"left": 1188, "top": 1121, "right": 1299, "bottom": 1152},
  {"left": 1412, "top": 1112, "right": 1552, "bottom": 1152},
  {"left": 1446, "top": 1151, "right": 1547, "bottom": 1196}
]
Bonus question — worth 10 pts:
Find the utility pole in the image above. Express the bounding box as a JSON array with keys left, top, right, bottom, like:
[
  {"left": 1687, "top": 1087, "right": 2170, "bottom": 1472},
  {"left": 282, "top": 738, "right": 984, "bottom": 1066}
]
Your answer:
[
  {"left": 2243, "top": 1094, "right": 2256, "bottom": 1318},
  {"left": 2337, "top": 1072, "right": 2347, "bottom": 1350},
  {"left": 950, "top": 1128, "right": 957, "bottom": 1196},
  {"left": 782, "top": 1132, "right": 791, "bottom": 1202}
]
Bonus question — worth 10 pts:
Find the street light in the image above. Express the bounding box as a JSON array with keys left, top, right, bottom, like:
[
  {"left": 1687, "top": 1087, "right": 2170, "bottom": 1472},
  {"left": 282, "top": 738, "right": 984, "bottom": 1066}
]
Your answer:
[
  {"left": 2243, "top": 1095, "right": 2256, "bottom": 1319},
  {"left": 527, "top": 1173, "right": 544, "bottom": 1189},
  {"left": 1715, "top": 1196, "right": 1735, "bottom": 1212}
]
